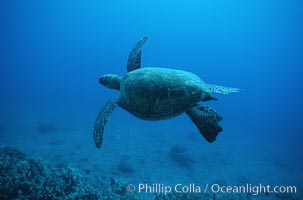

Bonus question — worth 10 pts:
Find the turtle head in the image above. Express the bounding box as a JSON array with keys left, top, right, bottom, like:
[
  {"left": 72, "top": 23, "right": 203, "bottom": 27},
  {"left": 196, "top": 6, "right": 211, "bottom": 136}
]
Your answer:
[{"left": 99, "top": 74, "right": 121, "bottom": 90}]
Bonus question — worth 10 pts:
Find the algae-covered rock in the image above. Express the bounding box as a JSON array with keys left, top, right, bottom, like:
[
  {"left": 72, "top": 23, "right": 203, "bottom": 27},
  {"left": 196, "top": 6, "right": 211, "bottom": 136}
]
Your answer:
[
  {"left": 1, "top": 144, "right": 300, "bottom": 200},
  {"left": 37, "top": 122, "right": 57, "bottom": 134},
  {"left": 169, "top": 144, "right": 194, "bottom": 169},
  {"left": 101, "top": 178, "right": 138, "bottom": 200},
  {"left": 0, "top": 145, "right": 141, "bottom": 200},
  {"left": 0, "top": 144, "right": 100, "bottom": 199},
  {"left": 117, "top": 156, "right": 134, "bottom": 174}
]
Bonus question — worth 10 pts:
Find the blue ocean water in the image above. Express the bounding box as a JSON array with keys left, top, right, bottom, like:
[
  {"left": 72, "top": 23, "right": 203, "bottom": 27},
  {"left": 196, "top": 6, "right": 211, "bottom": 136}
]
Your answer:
[{"left": 1, "top": 0, "right": 302, "bottom": 199}]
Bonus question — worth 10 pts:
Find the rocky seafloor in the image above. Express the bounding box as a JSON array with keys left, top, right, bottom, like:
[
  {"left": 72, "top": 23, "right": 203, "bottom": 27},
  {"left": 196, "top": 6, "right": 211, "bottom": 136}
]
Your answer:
[
  {"left": 0, "top": 144, "right": 300, "bottom": 200},
  {"left": 0, "top": 144, "right": 136, "bottom": 200}
]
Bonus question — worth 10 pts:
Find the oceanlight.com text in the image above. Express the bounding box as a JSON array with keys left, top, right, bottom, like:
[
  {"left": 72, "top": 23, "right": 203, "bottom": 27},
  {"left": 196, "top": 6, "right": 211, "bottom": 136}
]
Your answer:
[
  {"left": 126, "top": 183, "right": 297, "bottom": 196},
  {"left": 210, "top": 183, "right": 297, "bottom": 196}
]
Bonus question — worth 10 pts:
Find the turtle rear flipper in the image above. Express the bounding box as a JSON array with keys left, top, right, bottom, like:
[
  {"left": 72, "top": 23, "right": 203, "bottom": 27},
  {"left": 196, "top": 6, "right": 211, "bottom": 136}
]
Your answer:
[
  {"left": 186, "top": 105, "right": 223, "bottom": 142},
  {"left": 205, "top": 84, "right": 240, "bottom": 94},
  {"left": 94, "top": 100, "right": 118, "bottom": 148}
]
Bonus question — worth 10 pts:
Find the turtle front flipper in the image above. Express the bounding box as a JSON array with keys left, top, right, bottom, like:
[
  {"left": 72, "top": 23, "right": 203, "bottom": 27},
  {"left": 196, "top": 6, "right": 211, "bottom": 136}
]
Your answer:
[
  {"left": 186, "top": 105, "right": 223, "bottom": 142},
  {"left": 94, "top": 99, "right": 118, "bottom": 148},
  {"left": 127, "top": 36, "right": 148, "bottom": 72}
]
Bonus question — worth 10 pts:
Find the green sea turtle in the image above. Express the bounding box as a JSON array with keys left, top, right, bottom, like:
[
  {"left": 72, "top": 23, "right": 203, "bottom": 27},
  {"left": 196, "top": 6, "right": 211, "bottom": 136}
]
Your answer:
[{"left": 94, "top": 37, "right": 240, "bottom": 148}]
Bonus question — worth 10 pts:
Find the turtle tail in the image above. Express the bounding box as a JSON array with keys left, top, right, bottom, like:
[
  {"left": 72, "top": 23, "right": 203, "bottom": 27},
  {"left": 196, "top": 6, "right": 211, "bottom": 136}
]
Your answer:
[
  {"left": 205, "top": 84, "right": 241, "bottom": 94},
  {"left": 94, "top": 99, "right": 118, "bottom": 148}
]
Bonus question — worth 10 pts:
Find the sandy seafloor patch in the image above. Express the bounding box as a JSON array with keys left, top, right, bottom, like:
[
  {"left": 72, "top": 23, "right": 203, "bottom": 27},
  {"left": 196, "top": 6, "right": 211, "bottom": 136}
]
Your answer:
[{"left": 0, "top": 110, "right": 302, "bottom": 199}]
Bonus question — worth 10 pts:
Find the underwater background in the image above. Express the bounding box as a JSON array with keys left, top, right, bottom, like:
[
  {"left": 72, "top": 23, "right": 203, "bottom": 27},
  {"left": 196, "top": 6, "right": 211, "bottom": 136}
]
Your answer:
[{"left": 1, "top": 0, "right": 302, "bottom": 199}]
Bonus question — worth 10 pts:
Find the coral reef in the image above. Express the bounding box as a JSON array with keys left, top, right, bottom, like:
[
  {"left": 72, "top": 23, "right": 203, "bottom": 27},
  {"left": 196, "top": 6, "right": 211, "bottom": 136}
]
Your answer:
[
  {"left": 0, "top": 145, "right": 99, "bottom": 199},
  {"left": 101, "top": 178, "right": 138, "bottom": 200},
  {"left": 37, "top": 122, "right": 57, "bottom": 134},
  {"left": 0, "top": 144, "right": 300, "bottom": 200},
  {"left": 0, "top": 145, "right": 140, "bottom": 200},
  {"left": 169, "top": 144, "right": 194, "bottom": 169}
]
